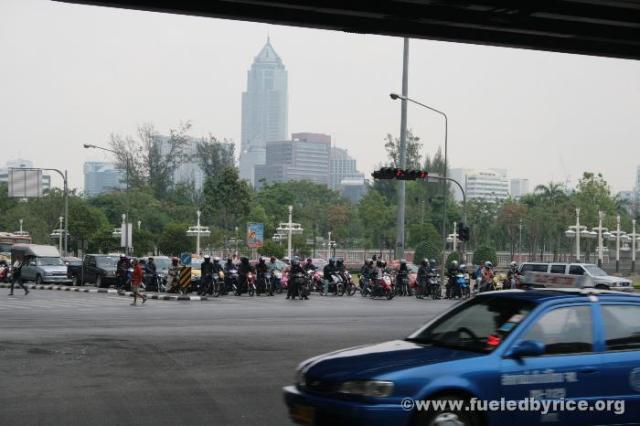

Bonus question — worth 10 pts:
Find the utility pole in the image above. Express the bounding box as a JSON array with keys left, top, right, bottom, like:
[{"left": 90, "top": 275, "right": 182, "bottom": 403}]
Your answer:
[{"left": 395, "top": 37, "right": 409, "bottom": 260}]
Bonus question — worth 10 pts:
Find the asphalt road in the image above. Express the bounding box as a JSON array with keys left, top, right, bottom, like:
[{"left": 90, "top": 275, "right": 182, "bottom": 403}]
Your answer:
[{"left": 0, "top": 290, "right": 454, "bottom": 426}]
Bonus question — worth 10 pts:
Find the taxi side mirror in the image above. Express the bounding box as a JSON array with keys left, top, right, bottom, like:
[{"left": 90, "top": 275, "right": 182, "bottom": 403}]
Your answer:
[{"left": 507, "top": 340, "right": 545, "bottom": 358}]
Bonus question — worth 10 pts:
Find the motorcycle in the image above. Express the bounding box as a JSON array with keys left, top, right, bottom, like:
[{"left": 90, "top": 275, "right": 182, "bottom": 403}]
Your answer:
[
  {"left": 340, "top": 271, "right": 358, "bottom": 296},
  {"left": 292, "top": 271, "right": 309, "bottom": 299},
  {"left": 456, "top": 272, "right": 470, "bottom": 299},
  {"left": 0, "top": 264, "right": 11, "bottom": 283},
  {"left": 359, "top": 276, "right": 372, "bottom": 297},
  {"left": 395, "top": 274, "right": 410, "bottom": 296},
  {"left": 210, "top": 271, "right": 224, "bottom": 297},
  {"left": 324, "top": 273, "right": 345, "bottom": 296},
  {"left": 236, "top": 272, "right": 256, "bottom": 296},
  {"left": 371, "top": 272, "right": 395, "bottom": 300},
  {"left": 428, "top": 274, "right": 441, "bottom": 300},
  {"left": 226, "top": 268, "right": 240, "bottom": 294},
  {"left": 279, "top": 271, "right": 289, "bottom": 294},
  {"left": 257, "top": 272, "right": 274, "bottom": 296},
  {"left": 146, "top": 273, "right": 167, "bottom": 293}
]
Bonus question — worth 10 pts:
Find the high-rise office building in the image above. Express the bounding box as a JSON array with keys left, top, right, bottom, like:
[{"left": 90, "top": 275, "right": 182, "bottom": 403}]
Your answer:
[
  {"left": 254, "top": 132, "right": 331, "bottom": 188},
  {"left": 330, "top": 147, "right": 361, "bottom": 190},
  {"left": 239, "top": 37, "right": 288, "bottom": 185},
  {"left": 83, "top": 162, "right": 125, "bottom": 197},
  {"left": 510, "top": 178, "right": 530, "bottom": 199}
]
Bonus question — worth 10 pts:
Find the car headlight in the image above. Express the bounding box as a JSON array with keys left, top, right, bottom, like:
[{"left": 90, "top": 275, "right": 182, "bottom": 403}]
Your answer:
[{"left": 338, "top": 380, "right": 394, "bottom": 397}]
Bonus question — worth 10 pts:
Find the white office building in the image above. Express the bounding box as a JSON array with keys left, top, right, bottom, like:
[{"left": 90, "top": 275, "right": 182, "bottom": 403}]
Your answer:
[{"left": 450, "top": 168, "right": 510, "bottom": 202}]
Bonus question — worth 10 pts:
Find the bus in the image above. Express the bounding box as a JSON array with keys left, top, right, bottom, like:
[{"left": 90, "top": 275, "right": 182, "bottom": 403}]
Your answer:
[{"left": 0, "top": 232, "right": 33, "bottom": 260}]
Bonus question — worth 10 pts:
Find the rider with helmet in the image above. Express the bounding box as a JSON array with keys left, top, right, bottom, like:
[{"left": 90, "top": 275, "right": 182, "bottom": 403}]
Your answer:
[
  {"left": 446, "top": 260, "right": 460, "bottom": 299},
  {"left": 116, "top": 254, "right": 130, "bottom": 291},
  {"left": 287, "top": 256, "right": 308, "bottom": 300},
  {"left": 323, "top": 258, "right": 337, "bottom": 295},
  {"left": 256, "top": 257, "right": 269, "bottom": 295},
  {"left": 506, "top": 261, "right": 519, "bottom": 290},
  {"left": 223, "top": 258, "right": 236, "bottom": 294},
  {"left": 360, "top": 259, "right": 372, "bottom": 294},
  {"left": 480, "top": 261, "right": 495, "bottom": 292},
  {"left": 416, "top": 259, "right": 429, "bottom": 299},
  {"left": 397, "top": 259, "right": 410, "bottom": 296},
  {"left": 303, "top": 258, "right": 316, "bottom": 272},
  {"left": 237, "top": 256, "right": 253, "bottom": 294}
]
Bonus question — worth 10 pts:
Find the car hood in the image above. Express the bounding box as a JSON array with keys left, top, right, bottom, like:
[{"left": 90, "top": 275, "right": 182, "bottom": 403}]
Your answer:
[
  {"left": 302, "top": 340, "right": 481, "bottom": 381},
  {"left": 592, "top": 275, "right": 631, "bottom": 284},
  {"left": 40, "top": 265, "right": 67, "bottom": 274}
]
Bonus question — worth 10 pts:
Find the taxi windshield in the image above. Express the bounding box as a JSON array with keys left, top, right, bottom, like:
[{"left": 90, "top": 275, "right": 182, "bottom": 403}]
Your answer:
[{"left": 407, "top": 296, "right": 535, "bottom": 353}]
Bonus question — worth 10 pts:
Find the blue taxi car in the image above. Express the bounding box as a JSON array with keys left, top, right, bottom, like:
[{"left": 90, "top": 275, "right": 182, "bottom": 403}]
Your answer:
[{"left": 284, "top": 289, "right": 640, "bottom": 425}]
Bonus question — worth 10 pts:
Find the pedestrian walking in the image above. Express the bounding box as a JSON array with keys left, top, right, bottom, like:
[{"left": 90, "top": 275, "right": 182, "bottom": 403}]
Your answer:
[
  {"left": 9, "top": 256, "right": 29, "bottom": 296},
  {"left": 130, "top": 258, "right": 147, "bottom": 306}
]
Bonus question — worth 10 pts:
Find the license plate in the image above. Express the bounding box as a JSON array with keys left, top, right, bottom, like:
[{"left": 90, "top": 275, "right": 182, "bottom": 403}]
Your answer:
[{"left": 291, "top": 404, "right": 315, "bottom": 425}]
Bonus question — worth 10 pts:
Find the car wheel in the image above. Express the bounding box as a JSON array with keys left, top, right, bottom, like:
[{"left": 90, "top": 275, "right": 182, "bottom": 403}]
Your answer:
[
  {"left": 414, "top": 395, "right": 482, "bottom": 426},
  {"left": 96, "top": 275, "right": 103, "bottom": 288}
]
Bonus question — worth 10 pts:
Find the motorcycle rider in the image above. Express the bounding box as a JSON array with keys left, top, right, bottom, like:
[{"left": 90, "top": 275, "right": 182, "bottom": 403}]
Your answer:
[
  {"left": 287, "top": 256, "right": 308, "bottom": 300},
  {"left": 506, "top": 261, "right": 519, "bottom": 290},
  {"left": 144, "top": 257, "right": 158, "bottom": 291},
  {"left": 256, "top": 257, "right": 270, "bottom": 295},
  {"left": 223, "top": 258, "right": 236, "bottom": 294},
  {"left": 237, "top": 256, "right": 253, "bottom": 294},
  {"left": 303, "top": 258, "right": 316, "bottom": 272},
  {"left": 322, "top": 258, "right": 337, "bottom": 295},
  {"left": 200, "top": 255, "right": 214, "bottom": 295},
  {"left": 480, "top": 261, "right": 495, "bottom": 292},
  {"left": 116, "top": 255, "right": 130, "bottom": 291},
  {"left": 360, "top": 259, "right": 372, "bottom": 295},
  {"left": 446, "top": 260, "right": 460, "bottom": 299},
  {"left": 397, "top": 259, "right": 410, "bottom": 296},
  {"left": 416, "top": 259, "right": 429, "bottom": 299}
]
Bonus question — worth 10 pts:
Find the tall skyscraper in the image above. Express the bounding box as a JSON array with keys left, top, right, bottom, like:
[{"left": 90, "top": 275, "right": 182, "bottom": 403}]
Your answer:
[{"left": 240, "top": 37, "right": 288, "bottom": 185}]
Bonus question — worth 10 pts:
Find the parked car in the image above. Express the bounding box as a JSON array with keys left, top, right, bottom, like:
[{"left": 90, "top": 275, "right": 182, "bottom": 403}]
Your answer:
[
  {"left": 63, "top": 257, "right": 83, "bottom": 285},
  {"left": 81, "top": 254, "right": 119, "bottom": 288},
  {"left": 518, "top": 262, "right": 633, "bottom": 292},
  {"left": 11, "top": 244, "right": 71, "bottom": 284}
]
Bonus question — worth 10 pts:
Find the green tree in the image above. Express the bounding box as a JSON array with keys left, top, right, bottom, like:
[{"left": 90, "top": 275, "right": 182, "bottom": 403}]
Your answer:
[
  {"left": 473, "top": 245, "right": 498, "bottom": 267},
  {"left": 158, "top": 222, "right": 193, "bottom": 256},
  {"left": 414, "top": 240, "right": 441, "bottom": 265},
  {"left": 202, "top": 167, "right": 252, "bottom": 242},
  {"left": 357, "top": 190, "right": 395, "bottom": 251},
  {"left": 258, "top": 240, "right": 285, "bottom": 259},
  {"left": 384, "top": 129, "right": 423, "bottom": 169},
  {"left": 196, "top": 136, "right": 235, "bottom": 179}
]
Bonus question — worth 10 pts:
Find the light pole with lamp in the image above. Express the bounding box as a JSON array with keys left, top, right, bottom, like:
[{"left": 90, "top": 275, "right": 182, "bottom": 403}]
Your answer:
[
  {"left": 49, "top": 216, "right": 64, "bottom": 254},
  {"left": 15, "top": 219, "right": 29, "bottom": 237},
  {"left": 389, "top": 93, "right": 448, "bottom": 282},
  {"left": 565, "top": 208, "right": 587, "bottom": 262},
  {"left": 629, "top": 220, "right": 639, "bottom": 273},
  {"left": 592, "top": 211, "right": 608, "bottom": 267},
  {"left": 276, "top": 206, "right": 303, "bottom": 259},
  {"left": 608, "top": 215, "right": 626, "bottom": 273},
  {"left": 186, "top": 210, "right": 210, "bottom": 256},
  {"left": 84, "top": 143, "right": 130, "bottom": 255}
]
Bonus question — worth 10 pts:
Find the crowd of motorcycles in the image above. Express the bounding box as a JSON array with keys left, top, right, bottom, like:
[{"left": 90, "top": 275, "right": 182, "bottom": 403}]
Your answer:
[{"left": 1, "top": 254, "right": 518, "bottom": 302}]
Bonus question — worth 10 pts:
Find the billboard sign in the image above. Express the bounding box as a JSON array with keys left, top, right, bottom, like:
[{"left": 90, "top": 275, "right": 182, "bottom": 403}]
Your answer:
[
  {"left": 8, "top": 168, "right": 43, "bottom": 198},
  {"left": 246, "top": 223, "right": 264, "bottom": 249}
]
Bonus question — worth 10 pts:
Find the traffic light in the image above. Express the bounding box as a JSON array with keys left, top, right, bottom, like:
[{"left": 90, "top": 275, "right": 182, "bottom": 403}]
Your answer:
[
  {"left": 457, "top": 222, "right": 464, "bottom": 237},
  {"left": 371, "top": 167, "right": 398, "bottom": 179},
  {"left": 371, "top": 168, "right": 428, "bottom": 180},
  {"left": 459, "top": 224, "right": 471, "bottom": 242}
]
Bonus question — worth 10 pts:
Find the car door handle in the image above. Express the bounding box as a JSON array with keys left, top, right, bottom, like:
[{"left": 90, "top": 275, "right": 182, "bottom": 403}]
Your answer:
[{"left": 579, "top": 367, "right": 599, "bottom": 375}]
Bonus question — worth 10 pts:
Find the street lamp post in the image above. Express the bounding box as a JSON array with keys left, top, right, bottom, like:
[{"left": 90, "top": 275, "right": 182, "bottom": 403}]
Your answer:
[
  {"left": 186, "top": 210, "right": 210, "bottom": 256},
  {"left": 592, "top": 211, "right": 608, "bottom": 267},
  {"left": 518, "top": 219, "right": 524, "bottom": 262},
  {"left": 276, "top": 206, "right": 303, "bottom": 259},
  {"left": 631, "top": 219, "right": 638, "bottom": 273},
  {"left": 235, "top": 226, "right": 239, "bottom": 257},
  {"left": 566, "top": 208, "right": 587, "bottom": 262},
  {"left": 607, "top": 215, "right": 626, "bottom": 273},
  {"left": 84, "top": 143, "right": 130, "bottom": 255},
  {"left": 389, "top": 93, "right": 448, "bottom": 281}
]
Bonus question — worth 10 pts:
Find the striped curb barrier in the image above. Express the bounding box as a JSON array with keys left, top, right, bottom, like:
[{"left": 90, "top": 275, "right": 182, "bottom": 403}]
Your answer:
[{"left": 0, "top": 283, "right": 207, "bottom": 301}]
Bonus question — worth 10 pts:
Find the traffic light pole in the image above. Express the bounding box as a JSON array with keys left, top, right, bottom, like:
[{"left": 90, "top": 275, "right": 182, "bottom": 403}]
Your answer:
[{"left": 395, "top": 38, "right": 410, "bottom": 260}]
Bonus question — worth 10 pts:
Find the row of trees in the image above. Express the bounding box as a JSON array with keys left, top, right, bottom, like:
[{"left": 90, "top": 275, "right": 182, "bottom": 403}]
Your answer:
[{"left": 1, "top": 123, "right": 635, "bottom": 265}]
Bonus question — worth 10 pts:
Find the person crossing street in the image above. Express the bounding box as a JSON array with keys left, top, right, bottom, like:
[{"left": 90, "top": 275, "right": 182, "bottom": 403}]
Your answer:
[
  {"left": 8, "top": 255, "right": 29, "bottom": 296},
  {"left": 130, "top": 258, "right": 147, "bottom": 306}
]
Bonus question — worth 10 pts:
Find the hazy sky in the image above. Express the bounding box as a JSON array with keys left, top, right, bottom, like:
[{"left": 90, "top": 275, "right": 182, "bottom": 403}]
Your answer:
[{"left": 1, "top": 0, "right": 639, "bottom": 193}]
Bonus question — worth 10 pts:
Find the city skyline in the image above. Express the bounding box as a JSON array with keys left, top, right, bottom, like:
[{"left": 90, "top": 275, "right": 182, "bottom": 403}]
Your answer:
[{"left": 1, "top": 0, "right": 639, "bottom": 194}]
